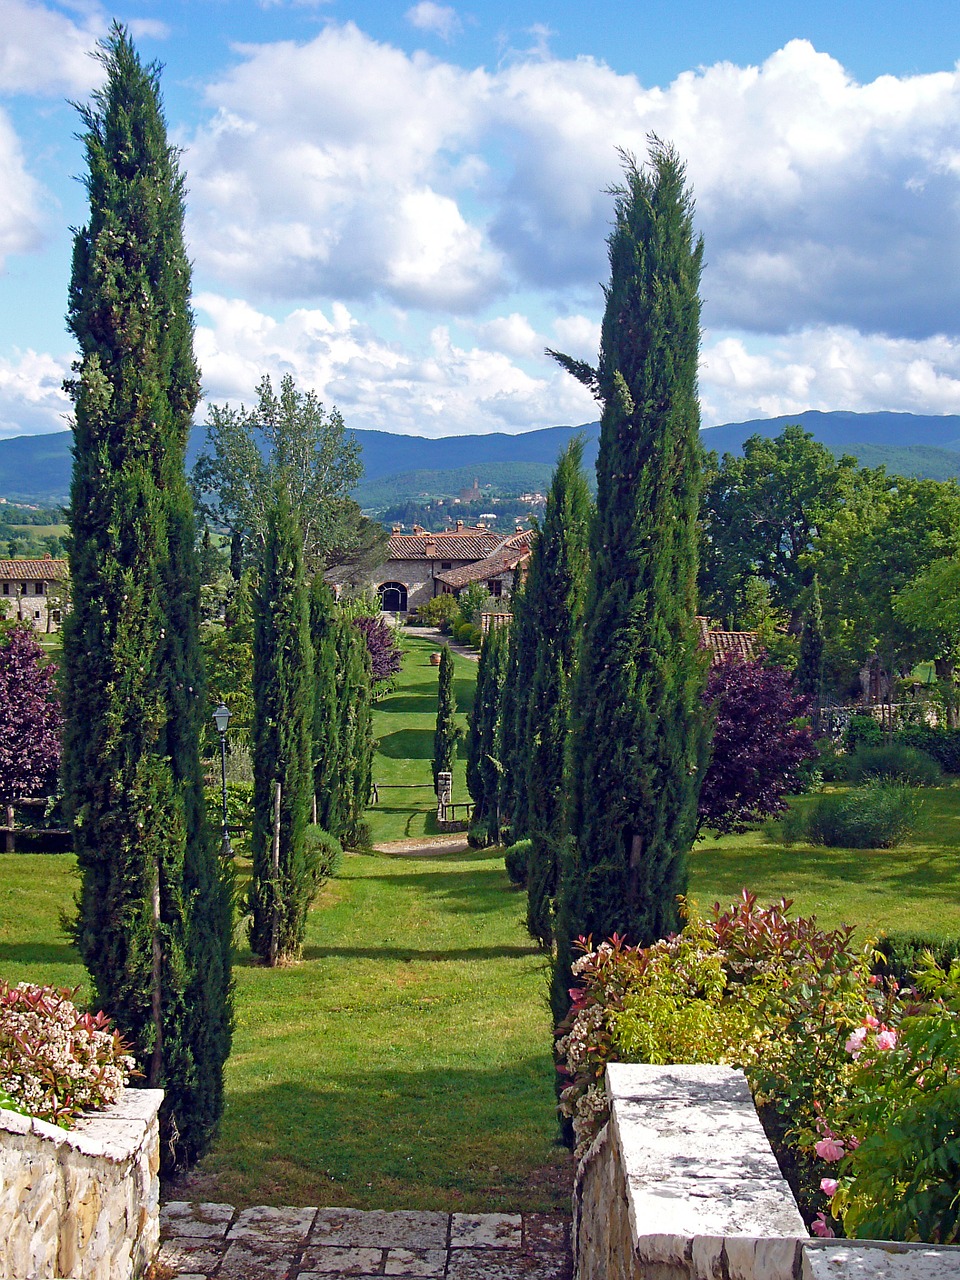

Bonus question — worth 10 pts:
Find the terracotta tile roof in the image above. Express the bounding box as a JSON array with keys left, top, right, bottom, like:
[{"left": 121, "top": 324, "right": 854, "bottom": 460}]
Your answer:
[
  {"left": 696, "top": 616, "right": 759, "bottom": 666},
  {"left": 434, "top": 530, "right": 534, "bottom": 588},
  {"left": 0, "top": 558, "right": 69, "bottom": 581},
  {"left": 387, "top": 529, "right": 502, "bottom": 560}
]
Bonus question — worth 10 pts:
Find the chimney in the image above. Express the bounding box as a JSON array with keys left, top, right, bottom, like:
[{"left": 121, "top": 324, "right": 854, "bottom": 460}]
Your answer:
[
  {"left": 456, "top": 519, "right": 463, "bottom": 531},
  {"left": 413, "top": 523, "right": 425, "bottom": 535}
]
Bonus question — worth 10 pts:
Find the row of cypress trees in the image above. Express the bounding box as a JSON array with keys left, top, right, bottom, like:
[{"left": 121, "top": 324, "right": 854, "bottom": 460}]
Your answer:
[{"left": 467, "top": 143, "right": 709, "bottom": 1030}]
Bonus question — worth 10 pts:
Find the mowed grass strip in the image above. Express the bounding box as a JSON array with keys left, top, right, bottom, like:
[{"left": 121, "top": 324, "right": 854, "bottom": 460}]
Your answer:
[{"left": 366, "top": 633, "right": 475, "bottom": 845}]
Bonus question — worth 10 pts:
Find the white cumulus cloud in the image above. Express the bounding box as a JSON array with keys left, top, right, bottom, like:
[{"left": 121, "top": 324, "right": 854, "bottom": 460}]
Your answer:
[
  {"left": 405, "top": 3, "right": 461, "bottom": 42},
  {"left": 0, "top": 0, "right": 103, "bottom": 95}
]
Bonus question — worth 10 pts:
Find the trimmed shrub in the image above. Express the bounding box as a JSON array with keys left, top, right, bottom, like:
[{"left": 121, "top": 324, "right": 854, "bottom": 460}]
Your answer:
[
  {"left": 504, "top": 839, "right": 531, "bottom": 886},
  {"left": 871, "top": 933, "right": 960, "bottom": 986},
  {"left": 304, "top": 826, "right": 342, "bottom": 882},
  {"left": 844, "top": 744, "right": 942, "bottom": 787},
  {"left": 804, "top": 782, "right": 924, "bottom": 849},
  {"left": 0, "top": 983, "right": 136, "bottom": 1127},
  {"left": 454, "top": 622, "right": 475, "bottom": 645},
  {"left": 894, "top": 725, "right": 960, "bottom": 774},
  {"left": 468, "top": 625, "right": 483, "bottom": 647},
  {"left": 416, "top": 594, "right": 461, "bottom": 627}
]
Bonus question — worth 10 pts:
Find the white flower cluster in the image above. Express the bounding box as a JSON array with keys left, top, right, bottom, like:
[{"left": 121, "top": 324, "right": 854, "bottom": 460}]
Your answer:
[
  {"left": 0, "top": 983, "right": 135, "bottom": 1127},
  {"left": 570, "top": 1084, "right": 609, "bottom": 1159},
  {"left": 555, "top": 1003, "right": 604, "bottom": 1076}
]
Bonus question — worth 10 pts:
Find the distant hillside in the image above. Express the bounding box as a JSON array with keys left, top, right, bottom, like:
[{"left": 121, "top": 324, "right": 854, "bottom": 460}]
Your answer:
[{"left": 5, "top": 410, "right": 960, "bottom": 506}]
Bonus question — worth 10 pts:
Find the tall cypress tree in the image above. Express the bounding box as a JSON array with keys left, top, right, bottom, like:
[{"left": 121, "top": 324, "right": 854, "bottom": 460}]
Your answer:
[
  {"left": 310, "top": 576, "right": 342, "bottom": 830},
  {"left": 249, "top": 492, "right": 315, "bottom": 964},
  {"left": 503, "top": 583, "right": 538, "bottom": 837},
  {"left": 432, "top": 644, "right": 458, "bottom": 794},
  {"left": 796, "top": 575, "right": 826, "bottom": 730},
  {"left": 63, "top": 25, "right": 231, "bottom": 1170},
  {"left": 551, "top": 144, "right": 709, "bottom": 1021},
  {"left": 524, "top": 438, "right": 592, "bottom": 947},
  {"left": 465, "top": 623, "right": 509, "bottom": 843},
  {"left": 337, "top": 619, "right": 375, "bottom": 848}
]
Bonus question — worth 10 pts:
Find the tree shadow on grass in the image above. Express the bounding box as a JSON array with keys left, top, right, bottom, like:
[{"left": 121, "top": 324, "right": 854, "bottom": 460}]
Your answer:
[
  {"left": 376, "top": 695, "right": 437, "bottom": 715},
  {"left": 0, "top": 942, "right": 81, "bottom": 966},
  {"left": 301, "top": 943, "right": 537, "bottom": 962},
  {"left": 352, "top": 866, "right": 515, "bottom": 915},
  {"left": 186, "top": 1059, "right": 571, "bottom": 1214},
  {"left": 377, "top": 729, "right": 435, "bottom": 760}
]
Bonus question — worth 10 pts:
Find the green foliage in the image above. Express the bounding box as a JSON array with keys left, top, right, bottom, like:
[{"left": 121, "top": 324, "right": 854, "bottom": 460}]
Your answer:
[
  {"left": 304, "top": 825, "right": 342, "bottom": 882},
  {"left": 872, "top": 934, "right": 960, "bottom": 986},
  {"left": 844, "top": 744, "right": 942, "bottom": 787},
  {"left": 844, "top": 714, "right": 884, "bottom": 752},
  {"left": 416, "top": 594, "right": 461, "bottom": 627},
  {"left": 465, "top": 624, "right": 509, "bottom": 839},
  {"left": 813, "top": 958, "right": 960, "bottom": 1243},
  {"left": 803, "top": 782, "right": 925, "bottom": 849},
  {"left": 454, "top": 621, "right": 475, "bottom": 645},
  {"left": 61, "top": 25, "right": 231, "bottom": 1171},
  {"left": 432, "top": 645, "right": 459, "bottom": 794},
  {"left": 894, "top": 725, "right": 960, "bottom": 774},
  {"left": 699, "top": 427, "right": 857, "bottom": 629},
  {"left": 457, "top": 582, "right": 489, "bottom": 627},
  {"left": 552, "top": 144, "right": 709, "bottom": 1022},
  {"left": 796, "top": 576, "right": 826, "bottom": 719},
  {"left": 249, "top": 493, "right": 316, "bottom": 964},
  {"left": 195, "top": 372, "right": 387, "bottom": 578},
  {"left": 522, "top": 439, "right": 592, "bottom": 947},
  {"left": 0, "top": 982, "right": 135, "bottom": 1127},
  {"left": 503, "top": 838, "right": 531, "bottom": 886},
  {"left": 204, "top": 780, "right": 254, "bottom": 838},
  {"left": 200, "top": 569, "right": 255, "bottom": 747}
]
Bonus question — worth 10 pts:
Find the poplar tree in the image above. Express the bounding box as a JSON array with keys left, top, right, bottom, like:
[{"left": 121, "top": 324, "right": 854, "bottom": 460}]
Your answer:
[
  {"left": 62, "top": 26, "right": 231, "bottom": 1170},
  {"left": 524, "top": 439, "right": 592, "bottom": 946},
  {"left": 249, "top": 493, "right": 315, "bottom": 964},
  {"left": 432, "top": 644, "right": 458, "bottom": 794},
  {"left": 550, "top": 143, "right": 709, "bottom": 1020}
]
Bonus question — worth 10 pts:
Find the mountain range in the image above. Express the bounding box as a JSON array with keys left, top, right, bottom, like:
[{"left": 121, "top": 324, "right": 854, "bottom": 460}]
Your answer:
[{"left": 4, "top": 410, "right": 960, "bottom": 507}]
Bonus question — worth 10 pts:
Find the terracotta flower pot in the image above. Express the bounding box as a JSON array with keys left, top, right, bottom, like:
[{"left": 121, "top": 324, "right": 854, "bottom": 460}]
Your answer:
[{"left": 430, "top": 652, "right": 442, "bottom": 666}]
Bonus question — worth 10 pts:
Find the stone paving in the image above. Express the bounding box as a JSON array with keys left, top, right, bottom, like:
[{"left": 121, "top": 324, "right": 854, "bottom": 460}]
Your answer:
[{"left": 158, "top": 1202, "right": 573, "bottom": 1280}]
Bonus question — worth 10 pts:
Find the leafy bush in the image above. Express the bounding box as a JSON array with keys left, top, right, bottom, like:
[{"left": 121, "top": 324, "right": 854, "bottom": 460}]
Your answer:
[
  {"left": 844, "top": 744, "right": 941, "bottom": 787},
  {"left": 416, "top": 594, "right": 461, "bottom": 627},
  {"left": 0, "top": 983, "right": 135, "bottom": 1127},
  {"left": 468, "top": 814, "right": 498, "bottom": 848},
  {"left": 454, "top": 622, "right": 475, "bottom": 645},
  {"left": 844, "top": 714, "right": 884, "bottom": 752},
  {"left": 811, "top": 956, "right": 960, "bottom": 1243},
  {"left": 304, "top": 825, "right": 342, "bottom": 883},
  {"left": 204, "top": 779, "right": 254, "bottom": 836},
  {"left": 503, "top": 839, "right": 531, "bottom": 886},
  {"left": 352, "top": 615, "right": 403, "bottom": 685},
  {"left": 468, "top": 625, "right": 483, "bottom": 648},
  {"left": 804, "top": 782, "right": 924, "bottom": 848},
  {"left": 457, "top": 581, "right": 489, "bottom": 627},
  {"left": 894, "top": 725, "right": 960, "bottom": 774}
]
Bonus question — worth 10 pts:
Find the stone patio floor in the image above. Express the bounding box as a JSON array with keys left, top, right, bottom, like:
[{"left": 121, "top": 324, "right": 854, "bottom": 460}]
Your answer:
[{"left": 158, "top": 1202, "right": 573, "bottom": 1280}]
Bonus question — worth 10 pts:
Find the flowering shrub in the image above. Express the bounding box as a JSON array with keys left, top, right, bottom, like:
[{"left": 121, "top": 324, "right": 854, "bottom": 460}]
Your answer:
[
  {"left": 808, "top": 955, "right": 960, "bottom": 1243},
  {"left": 0, "top": 983, "right": 136, "bottom": 1127},
  {"left": 555, "top": 893, "right": 891, "bottom": 1201}
]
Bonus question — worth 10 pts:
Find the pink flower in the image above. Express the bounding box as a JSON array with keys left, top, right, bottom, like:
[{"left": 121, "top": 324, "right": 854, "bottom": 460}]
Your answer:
[
  {"left": 815, "top": 1137, "right": 845, "bottom": 1162},
  {"left": 876, "top": 1029, "right": 897, "bottom": 1050},
  {"left": 864, "top": 1013, "right": 879, "bottom": 1029},
  {"left": 811, "top": 1213, "right": 835, "bottom": 1238},
  {"left": 820, "top": 1178, "right": 838, "bottom": 1197},
  {"left": 845, "top": 1027, "right": 868, "bottom": 1057}
]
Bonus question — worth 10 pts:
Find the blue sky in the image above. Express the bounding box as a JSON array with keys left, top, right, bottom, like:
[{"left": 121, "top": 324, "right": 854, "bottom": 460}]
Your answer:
[{"left": 2, "top": 0, "right": 960, "bottom": 440}]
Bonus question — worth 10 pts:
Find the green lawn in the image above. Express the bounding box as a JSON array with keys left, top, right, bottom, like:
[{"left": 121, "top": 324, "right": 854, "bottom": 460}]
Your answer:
[
  {"left": 690, "top": 786, "right": 960, "bottom": 938},
  {"left": 367, "top": 633, "right": 476, "bottom": 844}
]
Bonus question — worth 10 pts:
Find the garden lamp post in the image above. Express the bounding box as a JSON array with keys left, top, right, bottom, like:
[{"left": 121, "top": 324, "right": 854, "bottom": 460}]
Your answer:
[{"left": 213, "top": 703, "right": 232, "bottom": 857}]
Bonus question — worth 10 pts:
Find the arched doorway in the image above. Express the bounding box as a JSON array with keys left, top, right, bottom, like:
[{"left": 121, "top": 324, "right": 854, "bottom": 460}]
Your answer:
[{"left": 378, "top": 581, "right": 408, "bottom": 613}]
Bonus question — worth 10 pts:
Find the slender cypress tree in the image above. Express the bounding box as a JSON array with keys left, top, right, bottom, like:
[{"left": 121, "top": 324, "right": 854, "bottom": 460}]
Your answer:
[
  {"left": 432, "top": 644, "right": 459, "bottom": 794},
  {"left": 465, "top": 623, "right": 509, "bottom": 843},
  {"left": 504, "top": 583, "right": 538, "bottom": 837},
  {"left": 249, "top": 492, "right": 315, "bottom": 963},
  {"left": 796, "top": 575, "right": 826, "bottom": 730},
  {"left": 309, "top": 576, "right": 342, "bottom": 830},
  {"left": 62, "top": 26, "right": 231, "bottom": 1170},
  {"left": 551, "top": 143, "right": 709, "bottom": 1021},
  {"left": 524, "top": 439, "right": 592, "bottom": 946}
]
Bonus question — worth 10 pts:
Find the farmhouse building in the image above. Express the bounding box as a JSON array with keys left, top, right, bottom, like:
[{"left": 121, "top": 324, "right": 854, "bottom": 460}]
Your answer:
[
  {"left": 0, "top": 558, "right": 69, "bottom": 631},
  {"left": 361, "top": 522, "right": 533, "bottom": 613}
]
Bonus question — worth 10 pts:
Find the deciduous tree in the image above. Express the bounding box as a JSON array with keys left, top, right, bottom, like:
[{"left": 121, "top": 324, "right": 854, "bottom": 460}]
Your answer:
[{"left": 0, "top": 625, "right": 62, "bottom": 798}]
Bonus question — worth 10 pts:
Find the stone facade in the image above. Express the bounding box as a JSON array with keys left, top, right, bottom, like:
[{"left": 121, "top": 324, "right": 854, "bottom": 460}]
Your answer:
[{"left": 0, "top": 1088, "right": 162, "bottom": 1280}]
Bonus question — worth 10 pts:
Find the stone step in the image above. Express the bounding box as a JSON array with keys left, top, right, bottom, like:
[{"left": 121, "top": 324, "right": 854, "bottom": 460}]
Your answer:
[{"left": 159, "top": 1203, "right": 573, "bottom": 1280}]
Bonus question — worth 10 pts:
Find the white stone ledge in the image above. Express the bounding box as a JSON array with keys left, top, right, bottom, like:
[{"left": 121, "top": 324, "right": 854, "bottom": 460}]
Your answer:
[
  {"left": 0, "top": 1088, "right": 163, "bottom": 1280},
  {"left": 573, "top": 1063, "right": 960, "bottom": 1280}
]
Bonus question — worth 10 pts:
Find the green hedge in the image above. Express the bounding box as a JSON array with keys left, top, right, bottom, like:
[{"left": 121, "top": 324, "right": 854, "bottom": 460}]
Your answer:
[{"left": 872, "top": 933, "right": 960, "bottom": 986}]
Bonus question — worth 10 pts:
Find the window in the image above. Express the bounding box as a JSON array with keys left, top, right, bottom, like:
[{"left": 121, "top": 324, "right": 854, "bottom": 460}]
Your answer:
[
  {"left": 487, "top": 580, "right": 503, "bottom": 597},
  {"left": 35, "top": 582, "right": 44, "bottom": 595},
  {"left": 440, "top": 561, "right": 452, "bottom": 571},
  {"left": 33, "top": 610, "right": 41, "bottom": 620},
  {"left": 2, "top": 584, "right": 8, "bottom": 596},
  {"left": 378, "top": 581, "right": 408, "bottom": 612}
]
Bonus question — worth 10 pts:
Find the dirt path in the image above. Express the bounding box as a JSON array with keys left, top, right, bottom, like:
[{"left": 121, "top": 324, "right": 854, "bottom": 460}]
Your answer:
[{"left": 373, "top": 833, "right": 472, "bottom": 857}]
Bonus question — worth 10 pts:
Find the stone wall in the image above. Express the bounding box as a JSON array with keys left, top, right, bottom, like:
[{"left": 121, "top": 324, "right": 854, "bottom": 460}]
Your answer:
[
  {"left": 0, "top": 1088, "right": 162, "bottom": 1280},
  {"left": 574, "top": 1063, "right": 960, "bottom": 1280}
]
